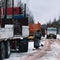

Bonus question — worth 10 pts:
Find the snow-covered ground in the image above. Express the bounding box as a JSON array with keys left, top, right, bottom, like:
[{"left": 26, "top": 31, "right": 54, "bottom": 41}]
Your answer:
[
  {"left": 4, "top": 42, "right": 37, "bottom": 60},
  {"left": 39, "top": 41, "right": 60, "bottom": 60},
  {"left": 4, "top": 34, "right": 60, "bottom": 60}
]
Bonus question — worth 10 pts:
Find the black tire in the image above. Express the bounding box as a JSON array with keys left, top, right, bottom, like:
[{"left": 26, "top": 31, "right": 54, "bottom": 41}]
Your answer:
[
  {"left": 34, "top": 46, "right": 39, "bottom": 49},
  {"left": 54, "top": 36, "right": 56, "bottom": 39},
  {"left": 0, "top": 42, "right": 5, "bottom": 60},
  {"left": 43, "top": 35, "right": 45, "bottom": 37},
  {"left": 4, "top": 40, "right": 11, "bottom": 58},
  {"left": 47, "top": 35, "right": 49, "bottom": 39},
  {"left": 42, "top": 34, "right": 45, "bottom": 37}
]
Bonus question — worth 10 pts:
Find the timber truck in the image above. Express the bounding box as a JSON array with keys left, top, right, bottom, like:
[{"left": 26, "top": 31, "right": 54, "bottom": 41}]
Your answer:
[
  {"left": 46, "top": 23, "right": 57, "bottom": 39},
  {"left": 0, "top": 24, "right": 29, "bottom": 60},
  {"left": 0, "top": 2, "right": 29, "bottom": 60},
  {"left": 46, "top": 27, "right": 57, "bottom": 39},
  {"left": 0, "top": 0, "right": 35, "bottom": 60}
]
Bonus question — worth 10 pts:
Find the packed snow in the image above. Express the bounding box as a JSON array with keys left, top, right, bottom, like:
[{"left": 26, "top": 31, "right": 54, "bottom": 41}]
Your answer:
[
  {"left": 4, "top": 42, "right": 37, "bottom": 60},
  {"left": 4, "top": 34, "right": 60, "bottom": 60},
  {"left": 39, "top": 41, "right": 60, "bottom": 60}
]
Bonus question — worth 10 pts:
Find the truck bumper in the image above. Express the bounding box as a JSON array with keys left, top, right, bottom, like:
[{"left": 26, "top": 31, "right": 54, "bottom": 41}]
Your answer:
[{"left": 47, "top": 34, "right": 56, "bottom": 39}]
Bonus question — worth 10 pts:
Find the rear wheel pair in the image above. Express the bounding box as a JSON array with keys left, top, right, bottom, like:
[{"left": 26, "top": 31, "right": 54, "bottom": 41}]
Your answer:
[{"left": 47, "top": 35, "right": 56, "bottom": 39}]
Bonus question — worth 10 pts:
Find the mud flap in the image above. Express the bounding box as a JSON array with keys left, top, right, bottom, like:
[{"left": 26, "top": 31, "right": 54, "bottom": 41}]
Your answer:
[
  {"left": 4, "top": 40, "right": 10, "bottom": 58},
  {"left": 19, "top": 38, "right": 28, "bottom": 52}
]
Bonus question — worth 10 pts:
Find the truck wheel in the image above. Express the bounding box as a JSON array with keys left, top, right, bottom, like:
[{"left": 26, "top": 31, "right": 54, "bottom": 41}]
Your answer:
[
  {"left": 0, "top": 42, "right": 5, "bottom": 60},
  {"left": 47, "top": 35, "right": 49, "bottom": 39},
  {"left": 34, "top": 46, "right": 39, "bottom": 49},
  {"left": 54, "top": 36, "right": 56, "bottom": 39},
  {"left": 4, "top": 40, "right": 11, "bottom": 58},
  {"left": 43, "top": 34, "right": 45, "bottom": 37}
]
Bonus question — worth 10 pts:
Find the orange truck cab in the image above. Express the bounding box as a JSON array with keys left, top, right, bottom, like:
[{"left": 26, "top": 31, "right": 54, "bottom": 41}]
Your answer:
[{"left": 28, "top": 22, "right": 41, "bottom": 40}]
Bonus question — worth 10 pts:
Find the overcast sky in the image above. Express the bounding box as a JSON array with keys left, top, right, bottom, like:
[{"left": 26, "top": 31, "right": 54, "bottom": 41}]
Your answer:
[{"left": 15, "top": 0, "right": 60, "bottom": 24}]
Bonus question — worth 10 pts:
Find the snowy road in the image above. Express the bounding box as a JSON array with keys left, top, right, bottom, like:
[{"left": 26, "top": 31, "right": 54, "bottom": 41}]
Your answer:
[
  {"left": 4, "top": 41, "right": 37, "bottom": 60},
  {"left": 40, "top": 39, "right": 60, "bottom": 60},
  {"left": 4, "top": 35, "right": 60, "bottom": 60}
]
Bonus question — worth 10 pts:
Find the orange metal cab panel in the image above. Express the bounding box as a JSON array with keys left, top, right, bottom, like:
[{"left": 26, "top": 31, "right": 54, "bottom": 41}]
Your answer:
[{"left": 29, "top": 22, "right": 41, "bottom": 35}]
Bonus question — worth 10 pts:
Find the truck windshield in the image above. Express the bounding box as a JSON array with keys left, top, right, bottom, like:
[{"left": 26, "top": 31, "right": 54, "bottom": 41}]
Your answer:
[{"left": 47, "top": 28, "right": 57, "bottom": 31}]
